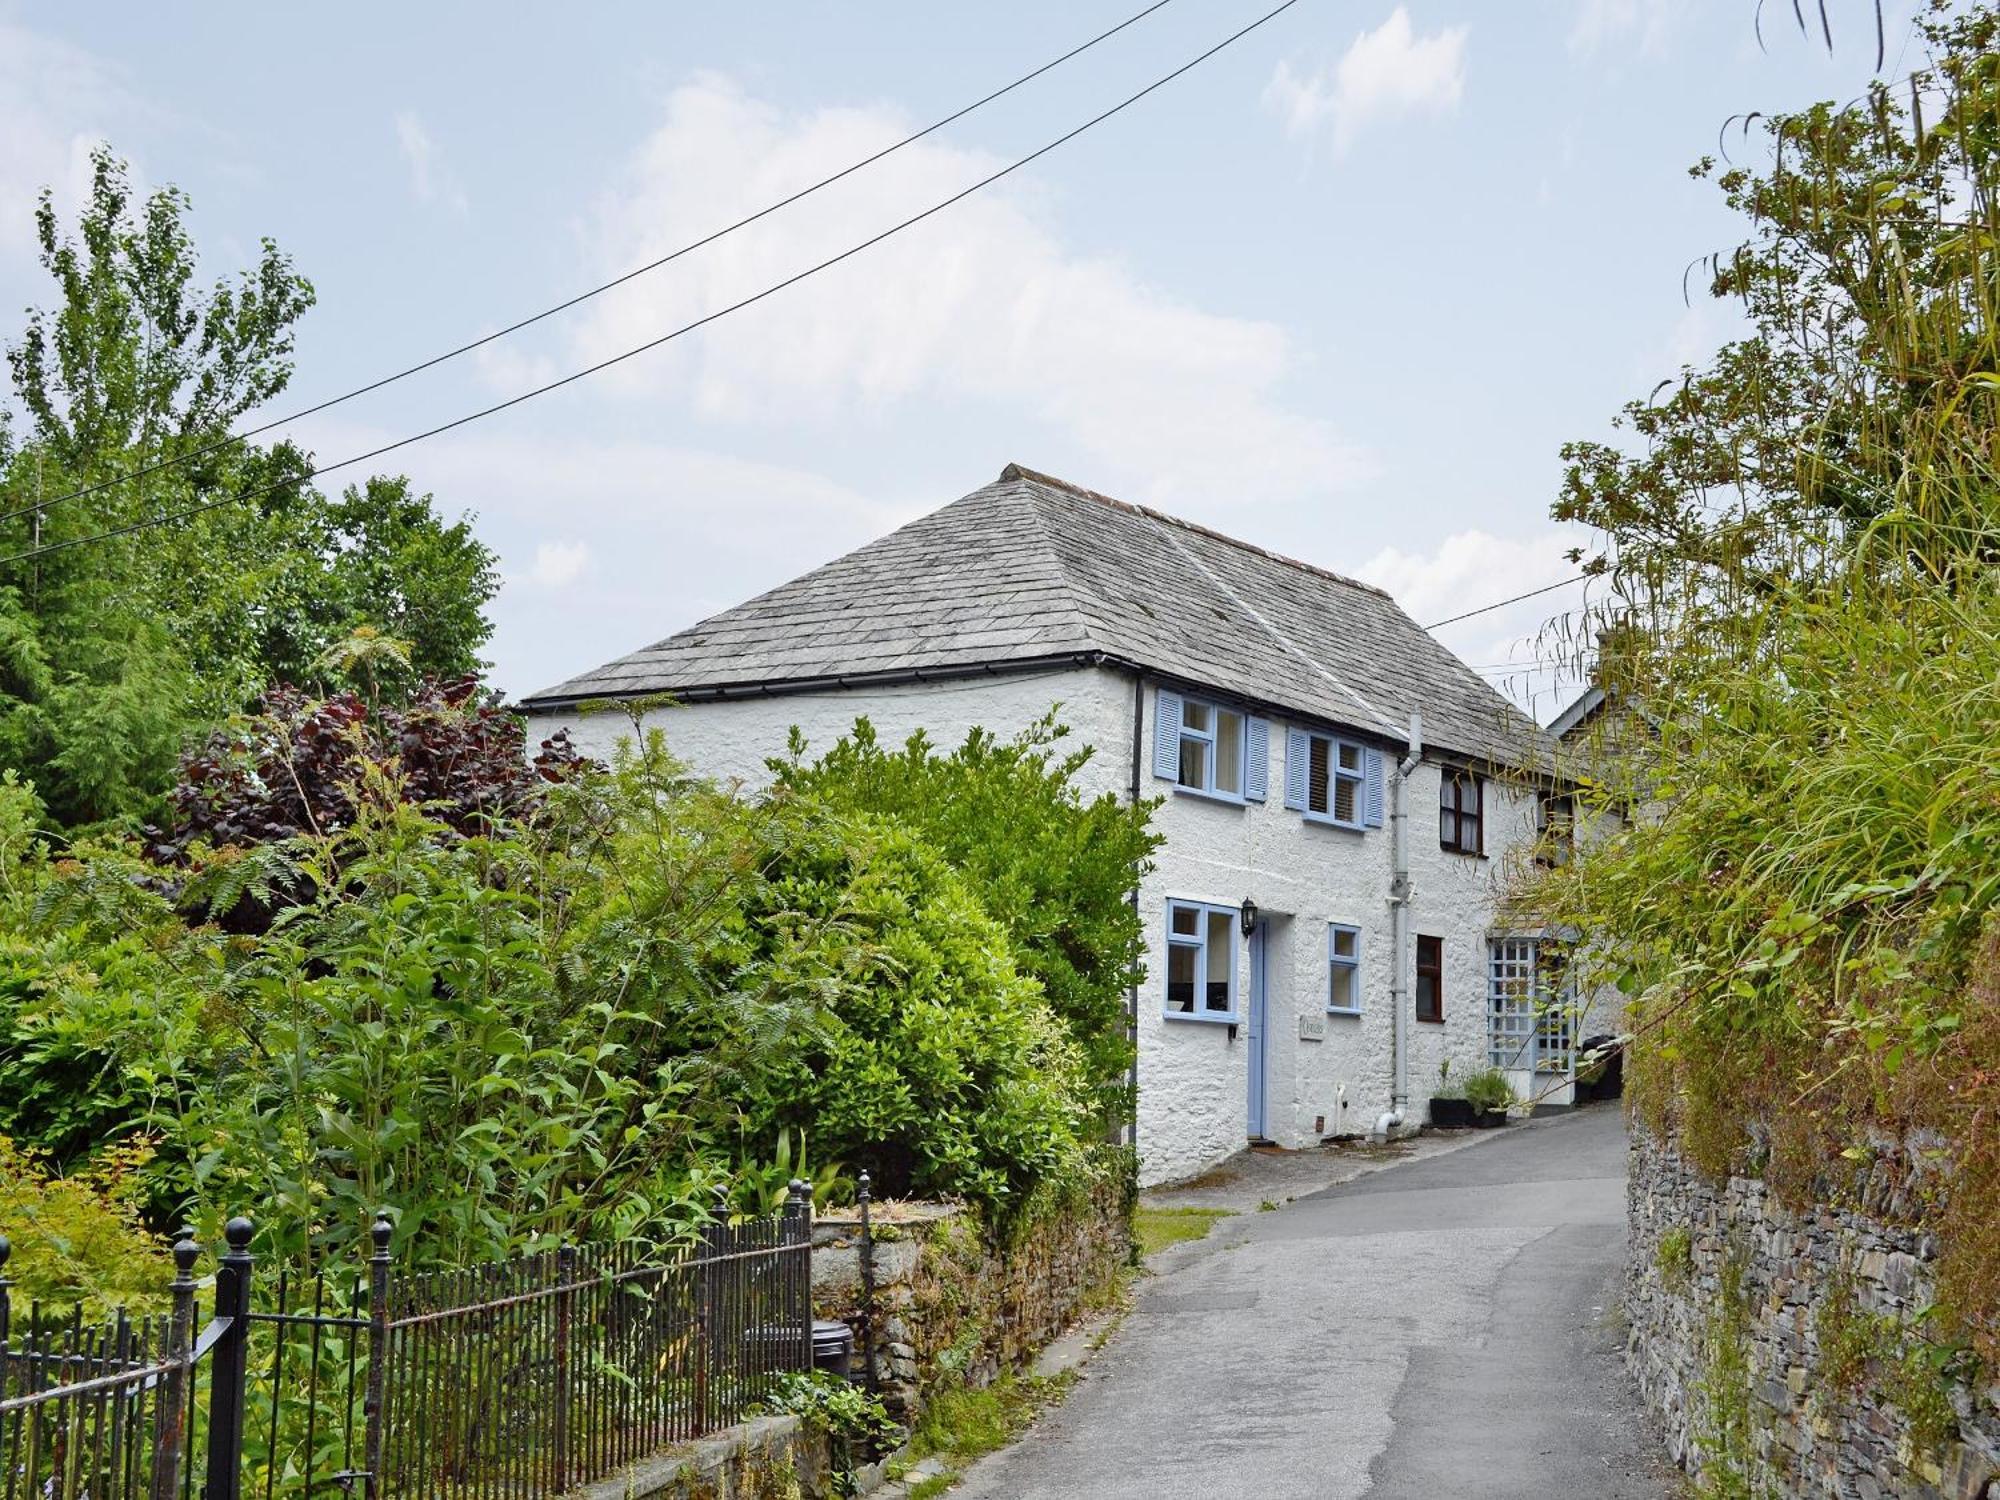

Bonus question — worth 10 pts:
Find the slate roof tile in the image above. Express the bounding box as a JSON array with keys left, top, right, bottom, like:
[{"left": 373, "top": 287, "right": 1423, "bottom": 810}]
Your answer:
[{"left": 523, "top": 465, "right": 1548, "bottom": 767}]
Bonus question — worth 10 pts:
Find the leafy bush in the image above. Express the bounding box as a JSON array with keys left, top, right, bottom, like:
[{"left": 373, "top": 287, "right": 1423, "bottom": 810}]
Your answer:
[
  {"left": 732, "top": 815, "right": 1093, "bottom": 1214},
  {"left": 762, "top": 1372, "right": 900, "bottom": 1495},
  {"left": 0, "top": 703, "right": 1104, "bottom": 1268},
  {"left": 149, "top": 676, "right": 582, "bottom": 866},
  {"left": 1460, "top": 1069, "right": 1515, "bottom": 1113},
  {"left": 0, "top": 1134, "right": 170, "bottom": 1320},
  {"left": 772, "top": 715, "right": 1161, "bottom": 1110}
]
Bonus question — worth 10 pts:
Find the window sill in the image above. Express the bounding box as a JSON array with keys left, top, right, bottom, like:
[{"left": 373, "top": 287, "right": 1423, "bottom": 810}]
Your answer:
[
  {"left": 1163, "top": 1010, "right": 1241, "bottom": 1026},
  {"left": 1440, "top": 847, "right": 1488, "bottom": 860},
  {"left": 1302, "top": 811, "right": 1365, "bottom": 832},
  {"left": 1325, "top": 1006, "right": 1364, "bottom": 1019},
  {"left": 1173, "top": 785, "right": 1248, "bottom": 808}
]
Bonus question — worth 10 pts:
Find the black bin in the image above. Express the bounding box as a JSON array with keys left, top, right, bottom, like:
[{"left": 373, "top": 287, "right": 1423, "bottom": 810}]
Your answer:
[{"left": 813, "top": 1318, "right": 856, "bottom": 1380}]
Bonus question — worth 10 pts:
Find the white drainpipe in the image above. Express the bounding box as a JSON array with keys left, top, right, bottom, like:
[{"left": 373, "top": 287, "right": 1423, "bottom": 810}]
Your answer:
[{"left": 1372, "top": 711, "right": 1424, "bottom": 1143}]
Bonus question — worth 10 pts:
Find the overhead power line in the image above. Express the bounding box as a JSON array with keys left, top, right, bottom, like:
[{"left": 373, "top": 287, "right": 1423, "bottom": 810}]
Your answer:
[
  {"left": 1422, "top": 574, "right": 1589, "bottom": 631},
  {"left": 0, "top": 0, "right": 1182, "bottom": 531},
  {"left": 1, "top": 0, "right": 1308, "bottom": 570}
]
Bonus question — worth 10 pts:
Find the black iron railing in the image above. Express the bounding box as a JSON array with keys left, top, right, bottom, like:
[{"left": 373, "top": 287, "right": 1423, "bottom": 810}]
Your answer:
[
  {"left": 1, "top": 1184, "right": 814, "bottom": 1500},
  {"left": 0, "top": 1220, "right": 252, "bottom": 1500}
]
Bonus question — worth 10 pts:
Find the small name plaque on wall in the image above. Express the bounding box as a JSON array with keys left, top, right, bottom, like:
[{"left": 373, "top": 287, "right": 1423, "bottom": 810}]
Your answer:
[{"left": 1298, "top": 1013, "right": 1327, "bottom": 1042}]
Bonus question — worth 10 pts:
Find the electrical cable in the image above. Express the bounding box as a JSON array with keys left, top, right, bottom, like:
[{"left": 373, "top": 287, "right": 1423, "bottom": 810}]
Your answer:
[
  {"left": 1422, "top": 574, "right": 1589, "bottom": 631},
  {"left": 0, "top": 0, "right": 1182, "bottom": 530},
  {"left": 0, "top": 0, "right": 1309, "bottom": 570}
]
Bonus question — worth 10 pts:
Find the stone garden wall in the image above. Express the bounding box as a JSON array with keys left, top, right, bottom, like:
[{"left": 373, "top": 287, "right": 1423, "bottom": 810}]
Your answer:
[
  {"left": 811, "top": 1173, "right": 1131, "bottom": 1423},
  {"left": 574, "top": 1415, "right": 832, "bottom": 1500},
  {"left": 1627, "top": 1123, "right": 1999, "bottom": 1499}
]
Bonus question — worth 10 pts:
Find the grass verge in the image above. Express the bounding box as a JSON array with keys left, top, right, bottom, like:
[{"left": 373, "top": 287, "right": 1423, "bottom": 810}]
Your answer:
[
  {"left": 1133, "top": 1205, "right": 1233, "bottom": 1257},
  {"left": 890, "top": 1371, "right": 1081, "bottom": 1496}
]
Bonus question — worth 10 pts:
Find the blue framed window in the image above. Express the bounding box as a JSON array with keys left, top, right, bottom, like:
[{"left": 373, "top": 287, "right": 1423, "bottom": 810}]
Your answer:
[
  {"left": 1488, "top": 938, "right": 1572, "bottom": 1070},
  {"left": 1179, "top": 699, "right": 1244, "bottom": 799},
  {"left": 1164, "top": 900, "right": 1239, "bottom": 1022},
  {"left": 1327, "top": 924, "right": 1362, "bottom": 1013},
  {"left": 1285, "top": 730, "right": 1384, "bottom": 829},
  {"left": 1154, "top": 690, "right": 1267, "bottom": 804},
  {"left": 1313, "top": 737, "right": 1364, "bottom": 826}
]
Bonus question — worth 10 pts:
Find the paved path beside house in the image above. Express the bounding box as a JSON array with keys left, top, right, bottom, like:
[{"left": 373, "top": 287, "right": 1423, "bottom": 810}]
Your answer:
[
  {"left": 952, "top": 1107, "right": 1674, "bottom": 1500},
  {"left": 1138, "top": 1123, "right": 1512, "bottom": 1214}
]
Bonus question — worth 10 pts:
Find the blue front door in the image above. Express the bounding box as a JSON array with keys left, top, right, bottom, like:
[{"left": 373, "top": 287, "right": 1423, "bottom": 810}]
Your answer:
[{"left": 1246, "top": 924, "right": 1269, "bottom": 1139}]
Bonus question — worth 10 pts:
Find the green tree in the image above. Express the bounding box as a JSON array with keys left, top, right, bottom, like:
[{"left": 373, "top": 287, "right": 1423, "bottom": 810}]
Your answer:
[
  {"left": 0, "top": 146, "right": 497, "bottom": 829},
  {"left": 1524, "top": 2, "right": 2000, "bottom": 1362},
  {"left": 771, "top": 713, "right": 1162, "bottom": 1115}
]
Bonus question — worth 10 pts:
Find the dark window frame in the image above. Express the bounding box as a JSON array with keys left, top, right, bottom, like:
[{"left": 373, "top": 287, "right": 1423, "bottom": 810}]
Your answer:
[
  {"left": 1415, "top": 934, "right": 1444, "bottom": 1023},
  {"left": 1537, "top": 789, "right": 1576, "bottom": 866},
  {"left": 1440, "top": 771, "right": 1484, "bottom": 856}
]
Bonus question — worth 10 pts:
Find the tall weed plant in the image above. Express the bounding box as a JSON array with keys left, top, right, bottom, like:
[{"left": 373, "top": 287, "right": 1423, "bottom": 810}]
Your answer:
[{"left": 1520, "top": 1, "right": 2000, "bottom": 1363}]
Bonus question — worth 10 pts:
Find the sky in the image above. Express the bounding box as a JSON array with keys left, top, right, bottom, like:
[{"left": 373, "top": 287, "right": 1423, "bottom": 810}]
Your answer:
[{"left": 0, "top": 1, "right": 1910, "bottom": 720}]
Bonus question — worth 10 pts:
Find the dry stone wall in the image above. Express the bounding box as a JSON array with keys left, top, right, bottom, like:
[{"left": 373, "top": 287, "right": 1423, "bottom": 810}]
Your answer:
[
  {"left": 1627, "top": 1124, "right": 1999, "bottom": 1499},
  {"left": 811, "top": 1175, "right": 1131, "bottom": 1423}
]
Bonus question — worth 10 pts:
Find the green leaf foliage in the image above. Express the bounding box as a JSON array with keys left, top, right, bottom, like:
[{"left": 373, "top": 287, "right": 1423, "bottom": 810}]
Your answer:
[
  {"left": 1520, "top": 3, "right": 2000, "bottom": 1364},
  {"left": 735, "top": 814, "right": 1092, "bottom": 1213},
  {"left": 0, "top": 146, "right": 497, "bottom": 831},
  {"left": 0, "top": 694, "right": 1121, "bottom": 1275},
  {"left": 771, "top": 713, "right": 1161, "bottom": 1113}
]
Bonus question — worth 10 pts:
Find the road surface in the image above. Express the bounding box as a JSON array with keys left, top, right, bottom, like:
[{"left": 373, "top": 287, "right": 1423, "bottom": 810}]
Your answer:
[{"left": 953, "top": 1107, "right": 1673, "bottom": 1500}]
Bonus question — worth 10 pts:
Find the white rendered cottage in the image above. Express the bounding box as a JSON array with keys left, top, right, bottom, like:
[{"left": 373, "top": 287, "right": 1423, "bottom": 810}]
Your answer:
[{"left": 521, "top": 466, "right": 1597, "bottom": 1186}]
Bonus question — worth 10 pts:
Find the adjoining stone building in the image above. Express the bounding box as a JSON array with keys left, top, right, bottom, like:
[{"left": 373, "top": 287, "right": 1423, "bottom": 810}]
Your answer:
[{"left": 521, "top": 465, "right": 1598, "bottom": 1186}]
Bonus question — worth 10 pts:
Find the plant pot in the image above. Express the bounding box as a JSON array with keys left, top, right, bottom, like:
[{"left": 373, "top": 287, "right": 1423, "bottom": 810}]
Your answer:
[
  {"left": 1429, "top": 1097, "right": 1477, "bottom": 1129},
  {"left": 1475, "top": 1109, "right": 1508, "bottom": 1129}
]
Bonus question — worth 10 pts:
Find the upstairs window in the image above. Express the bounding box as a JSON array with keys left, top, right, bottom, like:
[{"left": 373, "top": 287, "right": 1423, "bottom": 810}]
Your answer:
[
  {"left": 1285, "top": 730, "right": 1384, "bottom": 829},
  {"left": 1153, "top": 690, "right": 1267, "bottom": 803},
  {"left": 1165, "top": 900, "right": 1239, "bottom": 1022},
  {"left": 1182, "top": 699, "right": 1244, "bottom": 797},
  {"left": 1440, "top": 771, "right": 1483, "bottom": 855},
  {"left": 1537, "top": 791, "right": 1576, "bottom": 866},
  {"left": 1415, "top": 934, "right": 1444, "bottom": 1023},
  {"left": 1327, "top": 924, "right": 1362, "bottom": 1013},
  {"left": 1313, "top": 737, "right": 1362, "bottom": 824}
]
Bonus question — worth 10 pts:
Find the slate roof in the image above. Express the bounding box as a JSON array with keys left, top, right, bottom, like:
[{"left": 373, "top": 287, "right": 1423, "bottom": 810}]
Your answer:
[{"left": 522, "top": 465, "right": 1550, "bottom": 768}]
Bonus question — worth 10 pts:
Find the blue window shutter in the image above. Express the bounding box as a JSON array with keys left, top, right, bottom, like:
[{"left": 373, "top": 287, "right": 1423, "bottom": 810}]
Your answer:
[
  {"left": 1284, "top": 728, "right": 1310, "bottom": 810},
  {"left": 1245, "top": 718, "right": 1269, "bottom": 802},
  {"left": 1153, "top": 690, "right": 1184, "bottom": 780},
  {"left": 1364, "top": 748, "right": 1386, "bottom": 828}
]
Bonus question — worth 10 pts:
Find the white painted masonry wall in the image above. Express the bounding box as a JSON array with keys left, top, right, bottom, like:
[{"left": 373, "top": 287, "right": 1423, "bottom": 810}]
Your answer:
[
  {"left": 526, "top": 671, "right": 1587, "bottom": 1189},
  {"left": 1130, "top": 728, "right": 1554, "bottom": 1183},
  {"left": 531, "top": 667, "right": 1130, "bottom": 800}
]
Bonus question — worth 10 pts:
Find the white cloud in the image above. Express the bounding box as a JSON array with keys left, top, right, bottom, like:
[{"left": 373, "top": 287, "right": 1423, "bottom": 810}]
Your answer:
[
  {"left": 1568, "top": 0, "right": 1678, "bottom": 58},
  {"left": 543, "top": 75, "right": 1368, "bottom": 508},
  {"left": 520, "top": 539, "right": 590, "bottom": 590},
  {"left": 394, "top": 110, "right": 467, "bottom": 213},
  {"left": 0, "top": 24, "right": 136, "bottom": 260},
  {"left": 1358, "top": 527, "right": 1595, "bottom": 720},
  {"left": 1263, "top": 7, "right": 1468, "bottom": 155}
]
